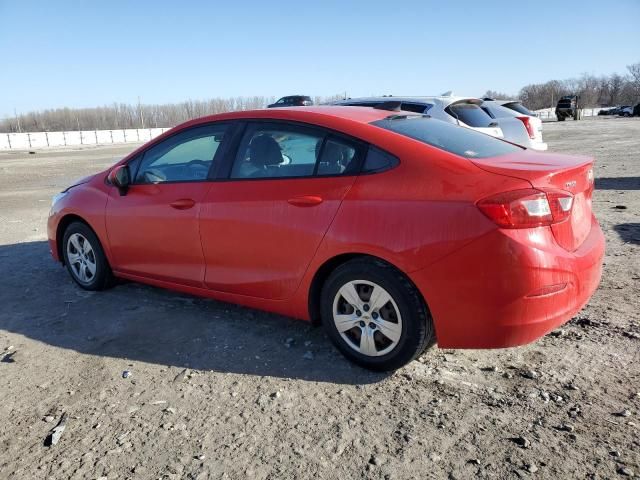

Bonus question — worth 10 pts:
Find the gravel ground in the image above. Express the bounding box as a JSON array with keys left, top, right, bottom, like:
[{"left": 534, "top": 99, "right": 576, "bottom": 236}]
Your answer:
[{"left": 0, "top": 117, "right": 639, "bottom": 479}]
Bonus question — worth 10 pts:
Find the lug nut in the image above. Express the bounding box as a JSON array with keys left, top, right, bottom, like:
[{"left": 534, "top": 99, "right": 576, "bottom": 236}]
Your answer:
[
  {"left": 356, "top": 310, "right": 362, "bottom": 317},
  {"left": 370, "top": 323, "right": 377, "bottom": 329},
  {"left": 363, "top": 304, "right": 370, "bottom": 312},
  {"left": 359, "top": 321, "right": 366, "bottom": 328},
  {"left": 371, "top": 312, "right": 379, "bottom": 320}
]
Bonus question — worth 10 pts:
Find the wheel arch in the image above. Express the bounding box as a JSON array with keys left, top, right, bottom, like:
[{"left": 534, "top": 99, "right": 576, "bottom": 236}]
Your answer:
[
  {"left": 56, "top": 214, "right": 98, "bottom": 265},
  {"left": 307, "top": 252, "right": 430, "bottom": 326}
]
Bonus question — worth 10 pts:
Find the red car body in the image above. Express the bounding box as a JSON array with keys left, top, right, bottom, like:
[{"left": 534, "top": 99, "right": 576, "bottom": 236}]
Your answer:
[{"left": 47, "top": 107, "right": 604, "bottom": 348}]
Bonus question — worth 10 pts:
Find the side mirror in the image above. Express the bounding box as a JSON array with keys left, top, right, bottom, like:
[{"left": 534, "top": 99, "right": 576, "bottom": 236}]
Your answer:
[{"left": 108, "top": 165, "right": 131, "bottom": 196}]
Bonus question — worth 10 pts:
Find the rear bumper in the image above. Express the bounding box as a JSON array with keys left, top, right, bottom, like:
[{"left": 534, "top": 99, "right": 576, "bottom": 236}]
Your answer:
[{"left": 409, "top": 215, "right": 604, "bottom": 348}]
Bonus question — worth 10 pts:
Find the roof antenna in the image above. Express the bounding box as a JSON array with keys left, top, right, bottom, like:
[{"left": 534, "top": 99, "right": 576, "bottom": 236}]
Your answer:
[{"left": 441, "top": 90, "right": 453, "bottom": 97}]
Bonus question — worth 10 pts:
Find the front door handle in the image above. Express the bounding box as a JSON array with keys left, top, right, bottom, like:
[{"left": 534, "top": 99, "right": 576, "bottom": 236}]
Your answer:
[
  {"left": 287, "top": 195, "right": 323, "bottom": 207},
  {"left": 170, "top": 198, "right": 196, "bottom": 210}
]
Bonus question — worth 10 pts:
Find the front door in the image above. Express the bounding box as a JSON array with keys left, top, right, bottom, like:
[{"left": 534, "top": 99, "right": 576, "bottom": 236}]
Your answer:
[
  {"left": 105, "top": 123, "right": 230, "bottom": 287},
  {"left": 199, "top": 121, "right": 364, "bottom": 299}
]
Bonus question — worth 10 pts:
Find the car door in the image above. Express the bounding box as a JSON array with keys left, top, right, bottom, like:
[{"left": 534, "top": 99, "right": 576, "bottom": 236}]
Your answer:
[
  {"left": 199, "top": 121, "right": 364, "bottom": 299},
  {"left": 105, "top": 123, "right": 230, "bottom": 287}
]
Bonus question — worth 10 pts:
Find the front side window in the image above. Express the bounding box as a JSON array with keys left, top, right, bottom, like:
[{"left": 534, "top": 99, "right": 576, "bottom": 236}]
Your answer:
[{"left": 134, "top": 124, "right": 227, "bottom": 183}]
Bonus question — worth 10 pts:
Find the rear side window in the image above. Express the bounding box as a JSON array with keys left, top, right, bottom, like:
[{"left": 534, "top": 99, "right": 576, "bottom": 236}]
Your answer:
[
  {"left": 371, "top": 116, "right": 522, "bottom": 159},
  {"left": 445, "top": 103, "right": 494, "bottom": 127},
  {"left": 231, "top": 124, "right": 322, "bottom": 179},
  {"left": 362, "top": 147, "right": 399, "bottom": 173},
  {"left": 317, "top": 138, "right": 359, "bottom": 175}
]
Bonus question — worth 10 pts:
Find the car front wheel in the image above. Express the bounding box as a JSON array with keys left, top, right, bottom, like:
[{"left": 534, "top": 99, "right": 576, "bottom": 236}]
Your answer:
[
  {"left": 62, "top": 222, "right": 113, "bottom": 290},
  {"left": 321, "top": 258, "right": 435, "bottom": 371}
]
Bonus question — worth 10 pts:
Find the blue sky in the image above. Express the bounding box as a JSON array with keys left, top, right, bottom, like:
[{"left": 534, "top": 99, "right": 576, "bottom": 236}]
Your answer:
[{"left": 1, "top": 0, "right": 639, "bottom": 118}]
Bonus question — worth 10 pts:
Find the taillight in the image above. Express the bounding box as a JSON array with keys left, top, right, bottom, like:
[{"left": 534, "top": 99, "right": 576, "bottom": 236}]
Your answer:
[
  {"left": 586, "top": 168, "right": 595, "bottom": 198},
  {"left": 477, "top": 188, "right": 573, "bottom": 228},
  {"left": 516, "top": 116, "right": 536, "bottom": 139}
]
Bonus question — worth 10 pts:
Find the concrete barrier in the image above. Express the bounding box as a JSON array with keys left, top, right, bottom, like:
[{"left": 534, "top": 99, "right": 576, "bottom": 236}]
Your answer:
[{"left": 0, "top": 127, "right": 171, "bottom": 150}]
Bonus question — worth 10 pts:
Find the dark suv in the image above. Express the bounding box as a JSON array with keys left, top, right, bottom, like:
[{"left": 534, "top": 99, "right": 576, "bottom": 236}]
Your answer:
[
  {"left": 268, "top": 95, "right": 313, "bottom": 108},
  {"left": 555, "top": 95, "right": 580, "bottom": 121}
]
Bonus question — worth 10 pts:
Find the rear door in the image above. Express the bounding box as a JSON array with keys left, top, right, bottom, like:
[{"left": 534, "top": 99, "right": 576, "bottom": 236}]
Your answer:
[
  {"left": 105, "top": 123, "right": 230, "bottom": 286},
  {"left": 199, "top": 121, "right": 364, "bottom": 299}
]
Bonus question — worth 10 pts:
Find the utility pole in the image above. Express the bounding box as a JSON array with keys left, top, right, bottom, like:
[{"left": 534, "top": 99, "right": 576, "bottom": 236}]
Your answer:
[{"left": 14, "top": 108, "right": 22, "bottom": 133}]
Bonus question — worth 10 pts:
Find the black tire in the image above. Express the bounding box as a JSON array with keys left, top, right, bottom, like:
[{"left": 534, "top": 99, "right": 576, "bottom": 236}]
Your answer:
[
  {"left": 62, "top": 221, "right": 114, "bottom": 290},
  {"left": 320, "top": 258, "right": 435, "bottom": 371}
]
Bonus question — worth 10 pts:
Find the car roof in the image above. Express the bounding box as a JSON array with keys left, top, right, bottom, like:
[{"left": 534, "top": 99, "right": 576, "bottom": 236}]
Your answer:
[
  {"left": 485, "top": 99, "right": 523, "bottom": 106},
  {"left": 176, "top": 106, "right": 394, "bottom": 130},
  {"left": 333, "top": 96, "right": 482, "bottom": 107}
]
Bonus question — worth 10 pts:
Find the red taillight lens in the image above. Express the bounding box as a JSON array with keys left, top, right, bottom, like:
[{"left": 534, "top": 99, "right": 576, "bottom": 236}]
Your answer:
[
  {"left": 516, "top": 116, "right": 536, "bottom": 139},
  {"left": 477, "top": 188, "right": 573, "bottom": 228}
]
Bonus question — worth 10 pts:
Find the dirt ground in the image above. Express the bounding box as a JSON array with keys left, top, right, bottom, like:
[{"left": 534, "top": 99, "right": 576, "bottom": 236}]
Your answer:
[{"left": 0, "top": 117, "right": 639, "bottom": 480}]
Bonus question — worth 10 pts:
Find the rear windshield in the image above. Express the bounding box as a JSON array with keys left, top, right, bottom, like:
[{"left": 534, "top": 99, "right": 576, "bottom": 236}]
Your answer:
[
  {"left": 445, "top": 103, "right": 494, "bottom": 127},
  {"left": 371, "top": 116, "right": 522, "bottom": 159},
  {"left": 503, "top": 102, "right": 534, "bottom": 116}
]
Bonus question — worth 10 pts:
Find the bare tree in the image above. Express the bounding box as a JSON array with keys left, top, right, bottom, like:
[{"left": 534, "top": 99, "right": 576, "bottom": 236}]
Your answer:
[{"left": 0, "top": 94, "right": 344, "bottom": 133}]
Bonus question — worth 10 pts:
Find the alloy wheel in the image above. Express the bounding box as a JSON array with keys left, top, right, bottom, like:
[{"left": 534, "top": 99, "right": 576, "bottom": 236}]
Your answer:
[{"left": 66, "top": 233, "right": 97, "bottom": 285}]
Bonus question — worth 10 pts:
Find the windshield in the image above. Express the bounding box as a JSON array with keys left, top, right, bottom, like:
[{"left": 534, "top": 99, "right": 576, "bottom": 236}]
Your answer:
[{"left": 371, "top": 116, "right": 522, "bottom": 159}]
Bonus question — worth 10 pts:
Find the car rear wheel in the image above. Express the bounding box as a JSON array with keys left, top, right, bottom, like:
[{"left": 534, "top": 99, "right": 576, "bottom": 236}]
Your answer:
[
  {"left": 320, "top": 258, "right": 435, "bottom": 371},
  {"left": 62, "top": 222, "right": 113, "bottom": 290}
]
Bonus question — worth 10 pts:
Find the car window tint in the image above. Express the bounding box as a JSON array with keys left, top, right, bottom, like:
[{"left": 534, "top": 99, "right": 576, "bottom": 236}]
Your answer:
[
  {"left": 362, "top": 147, "right": 399, "bottom": 173},
  {"left": 371, "top": 116, "right": 522, "bottom": 159},
  {"left": 445, "top": 103, "right": 494, "bottom": 127},
  {"left": 317, "top": 138, "right": 358, "bottom": 175},
  {"left": 135, "top": 124, "right": 227, "bottom": 184},
  {"left": 231, "top": 124, "right": 324, "bottom": 179},
  {"left": 400, "top": 103, "right": 429, "bottom": 114},
  {"left": 503, "top": 102, "right": 534, "bottom": 116}
]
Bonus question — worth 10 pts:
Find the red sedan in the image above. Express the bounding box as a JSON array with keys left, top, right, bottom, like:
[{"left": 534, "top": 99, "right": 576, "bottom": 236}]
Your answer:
[{"left": 47, "top": 106, "right": 604, "bottom": 371}]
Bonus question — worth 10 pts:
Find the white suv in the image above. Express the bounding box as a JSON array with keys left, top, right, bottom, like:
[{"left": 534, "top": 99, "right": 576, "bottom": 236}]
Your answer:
[{"left": 332, "top": 95, "right": 504, "bottom": 138}]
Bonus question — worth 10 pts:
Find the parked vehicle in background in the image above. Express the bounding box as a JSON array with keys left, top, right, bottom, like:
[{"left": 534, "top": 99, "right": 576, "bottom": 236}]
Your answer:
[
  {"left": 268, "top": 95, "right": 313, "bottom": 108},
  {"left": 48, "top": 106, "right": 604, "bottom": 371},
  {"left": 555, "top": 95, "right": 580, "bottom": 121},
  {"left": 481, "top": 100, "right": 547, "bottom": 150},
  {"left": 620, "top": 106, "right": 634, "bottom": 117},
  {"left": 332, "top": 95, "right": 504, "bottom": 138},
  {"left": 598, "top": 108, "right": 613, "bottom": 116},
  {"left": 633, "top": 103, "right": 640, "bottom": 117}
]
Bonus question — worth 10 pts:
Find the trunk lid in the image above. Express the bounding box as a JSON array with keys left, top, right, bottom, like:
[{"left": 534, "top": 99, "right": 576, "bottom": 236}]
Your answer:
[{"left": 472, "top": 150, "right": 595, "bottom": 251}]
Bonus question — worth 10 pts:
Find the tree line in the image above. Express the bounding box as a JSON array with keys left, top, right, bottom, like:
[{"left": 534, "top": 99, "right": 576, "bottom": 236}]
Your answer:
[
  {"left": 1, "top": 95, "right": 344, "bottom": 133},
  {"left": 2, "top": 62, "right": 639, "bottom": 133},
  {"left": 512, "top": 62, "right": 640, "bottom": 111}
]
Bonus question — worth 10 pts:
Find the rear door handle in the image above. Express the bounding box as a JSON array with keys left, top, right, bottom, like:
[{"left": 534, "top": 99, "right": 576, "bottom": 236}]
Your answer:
[
  {"left": 170, "top": 198, "right": 196, "bottom": 210},
  {"left": 287, "top": 195, "right": 323, "bottom": 207}
]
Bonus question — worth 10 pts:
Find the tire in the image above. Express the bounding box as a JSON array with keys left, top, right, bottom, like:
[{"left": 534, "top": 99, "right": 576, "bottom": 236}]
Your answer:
[
  {"left": 62, "top": 221, "right": 114, "bottom": 290},
  {"left": 320, "top": 258, "right": 435, "bottom": 371}
]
